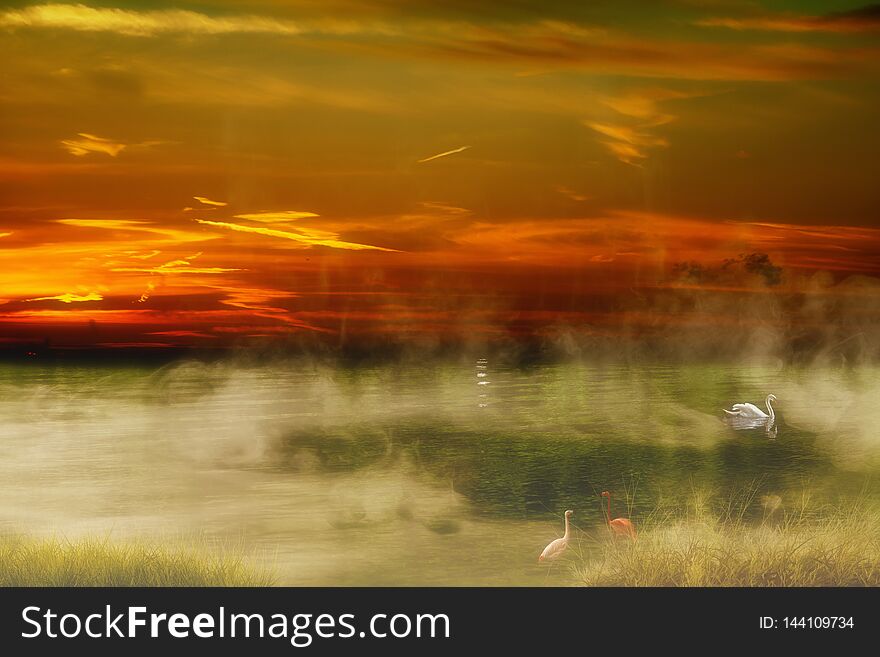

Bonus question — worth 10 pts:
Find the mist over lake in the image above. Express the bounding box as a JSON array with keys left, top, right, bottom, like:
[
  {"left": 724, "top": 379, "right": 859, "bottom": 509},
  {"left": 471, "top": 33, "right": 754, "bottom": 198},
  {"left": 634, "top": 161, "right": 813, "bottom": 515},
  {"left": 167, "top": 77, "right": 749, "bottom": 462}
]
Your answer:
[{"left": 3, "top": 357, "right": 877, "bottom": 585}]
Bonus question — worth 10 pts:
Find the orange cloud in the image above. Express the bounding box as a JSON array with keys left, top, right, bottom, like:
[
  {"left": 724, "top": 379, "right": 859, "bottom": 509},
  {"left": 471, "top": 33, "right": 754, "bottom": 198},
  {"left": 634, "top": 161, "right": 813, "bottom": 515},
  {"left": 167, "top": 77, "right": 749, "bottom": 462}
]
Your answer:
[
  {"left": 111, "top": 251, "right": 241, "bottom": 274},
  {"left": 349, "top": 19, "right": 877, "bottom": 81},
  {"left": 696, "top": 7, "right": 880, "bottom": 34},
  {"left": 148, "top": 330, "right": 216, "bottom": 338},
  {"left": 58, "top": 218, "right": 220, "bottom": 244},
  {"left": 114, "top": 265, "right": 240, "bottom": 274},
  {"left": 555, "top": 186, "right": 591, "bottom": 202},
  {"left": 3, "top": 5, "right": 874, "bottom": 84}
]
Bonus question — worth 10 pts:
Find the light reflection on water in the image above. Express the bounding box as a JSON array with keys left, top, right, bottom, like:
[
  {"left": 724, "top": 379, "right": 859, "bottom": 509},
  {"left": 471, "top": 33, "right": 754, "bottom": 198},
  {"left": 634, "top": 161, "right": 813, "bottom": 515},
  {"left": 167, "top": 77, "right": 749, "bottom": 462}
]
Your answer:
[{"left": 0, "top": 360, "right": 878, "bottom": 585}]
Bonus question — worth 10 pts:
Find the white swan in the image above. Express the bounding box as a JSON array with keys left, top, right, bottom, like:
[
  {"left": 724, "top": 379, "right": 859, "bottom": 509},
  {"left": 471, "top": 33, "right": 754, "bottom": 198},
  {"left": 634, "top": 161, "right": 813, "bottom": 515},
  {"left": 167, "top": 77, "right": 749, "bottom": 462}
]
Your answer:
[
  {"left": 538, "top": 510, "right": 572, "bottom": 562},
  {"left": 723, "top": 394, "right": 777, "bottom": 421}
]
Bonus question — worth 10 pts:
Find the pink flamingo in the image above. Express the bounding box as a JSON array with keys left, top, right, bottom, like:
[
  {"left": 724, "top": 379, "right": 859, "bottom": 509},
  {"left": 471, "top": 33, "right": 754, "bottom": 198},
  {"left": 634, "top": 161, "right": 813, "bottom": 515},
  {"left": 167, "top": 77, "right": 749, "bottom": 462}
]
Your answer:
[
  {"left": 538, "top": 510, "right": 573, "bottom": 562},
  {"left": 601, "top": 491, "right": 636, "bottom": 539}
]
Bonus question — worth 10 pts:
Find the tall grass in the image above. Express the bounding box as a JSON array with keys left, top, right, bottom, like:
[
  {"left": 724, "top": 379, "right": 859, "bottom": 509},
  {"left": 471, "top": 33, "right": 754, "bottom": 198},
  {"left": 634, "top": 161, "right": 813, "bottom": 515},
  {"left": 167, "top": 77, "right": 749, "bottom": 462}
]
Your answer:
[
  {"left": 576, "top": 487, "right": 880, "bottom": 586},
  {"left": 0, "top": 536, "right": 274, "bottom": 586}
]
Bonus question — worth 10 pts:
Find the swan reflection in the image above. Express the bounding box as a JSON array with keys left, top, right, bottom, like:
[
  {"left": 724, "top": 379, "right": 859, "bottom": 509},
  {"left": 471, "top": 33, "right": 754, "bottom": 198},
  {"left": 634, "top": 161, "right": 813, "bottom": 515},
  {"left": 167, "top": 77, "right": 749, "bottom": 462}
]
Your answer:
[{"left": 724, "top": 414, "right": 777, "bottom": 438}]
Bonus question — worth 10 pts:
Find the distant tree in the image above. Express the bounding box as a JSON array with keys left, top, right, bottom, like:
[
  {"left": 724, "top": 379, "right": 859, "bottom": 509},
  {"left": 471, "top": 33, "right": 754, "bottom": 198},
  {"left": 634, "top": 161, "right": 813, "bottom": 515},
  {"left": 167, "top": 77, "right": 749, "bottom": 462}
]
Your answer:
[
  {"left": 723, "top": 253, "right": 783, "bottom": 286},
  {"left": 671, "top": 261, "right": 716, "bottom": 284},
  {"left": 673, "top": 253, "right": 783, "bottom": 287}
]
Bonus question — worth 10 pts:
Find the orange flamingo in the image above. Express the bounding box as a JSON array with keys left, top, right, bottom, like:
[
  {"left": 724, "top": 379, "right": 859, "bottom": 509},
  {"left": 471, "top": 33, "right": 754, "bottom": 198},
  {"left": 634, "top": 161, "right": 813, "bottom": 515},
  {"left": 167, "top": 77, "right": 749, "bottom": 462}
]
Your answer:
[{"left": 601, "top": 491, "right": 636, "bottom": 539}]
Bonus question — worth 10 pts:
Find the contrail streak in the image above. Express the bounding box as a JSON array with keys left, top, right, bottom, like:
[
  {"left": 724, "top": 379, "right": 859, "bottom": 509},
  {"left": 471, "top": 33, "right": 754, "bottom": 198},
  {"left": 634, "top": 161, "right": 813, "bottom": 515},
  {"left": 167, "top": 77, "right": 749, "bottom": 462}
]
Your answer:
[{"left": 417, "top": 145, "right": 471, "bottom": 163}]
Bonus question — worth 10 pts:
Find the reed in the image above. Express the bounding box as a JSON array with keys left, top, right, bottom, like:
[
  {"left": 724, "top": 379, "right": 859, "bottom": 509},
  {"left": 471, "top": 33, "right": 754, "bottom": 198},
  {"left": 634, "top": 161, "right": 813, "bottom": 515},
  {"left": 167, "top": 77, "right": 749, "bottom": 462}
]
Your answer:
[
  {"left": 0, "top": 535, "right": 274, "bottom": 586},
  {"left": 576, "top": 488, "right": 880, "bottom": 586}
]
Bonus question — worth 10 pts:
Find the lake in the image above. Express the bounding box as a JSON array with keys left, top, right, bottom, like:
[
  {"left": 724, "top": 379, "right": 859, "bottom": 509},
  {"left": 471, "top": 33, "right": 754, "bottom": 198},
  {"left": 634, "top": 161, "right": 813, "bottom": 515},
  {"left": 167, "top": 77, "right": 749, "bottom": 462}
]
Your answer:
[{"left": 1, "top": 358, "right": 878, "bottom": 585}]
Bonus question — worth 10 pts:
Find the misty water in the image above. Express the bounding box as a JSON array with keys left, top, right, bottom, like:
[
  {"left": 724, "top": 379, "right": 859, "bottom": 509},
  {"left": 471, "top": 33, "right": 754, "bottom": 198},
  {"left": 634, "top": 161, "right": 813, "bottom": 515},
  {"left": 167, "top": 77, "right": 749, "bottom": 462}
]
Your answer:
[{"left": 1, "top": 358, "right": 879, "bottom": 585}]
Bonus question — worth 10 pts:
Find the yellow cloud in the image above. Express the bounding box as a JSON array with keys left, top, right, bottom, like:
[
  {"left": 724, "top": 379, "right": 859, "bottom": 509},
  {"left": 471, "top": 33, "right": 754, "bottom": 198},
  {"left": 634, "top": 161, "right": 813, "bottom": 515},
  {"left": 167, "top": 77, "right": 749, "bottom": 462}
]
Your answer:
[
  {"left": 600, "top": 90, "right": 688, "bottom": 123},
  {"left": 588, "top": 122, "right": 641, "bottom": 144},
  {"left": 0, "top": 3, "right": 312, "bottom": 37},
  {"left": 235, "top": 211, "right": 320, "bottom": 223},
  {"left": 59, "top": 219, "right": 144, "bottom": 229},
  {"left": 59, "top": 132, "right": 166, "bottom": 157},
  {"left": 27, "top": 291, "right": 103, "bottom": 303},
  {"left": 195, "top": 219, "right": 398, "bottom": 251},
  {"left": 0, "top": 231, "right": 11, "bottom": 238},
  {"left": 137, "top": 281, "right": 156, "bottom": 303},
  {"left": 417, "top": 145, "right": 471, "bottom": 163},
  {"left": 586, "top": 121, "right": 669, "bottom": 165},
  {"left": 194, "top": 196, "right": 227, "bottom": 207},
  {"left": 585, "top": 89, "right": 701, "bottom": 166},
  {"left": 125, "top": 250, "right": 161, "bottom": 260},
  {"left": 60, "top": 133, "right": 127, "bottom": 157},
  {"left": 62, "top": 131, "right": 170, "bottom": 157}
]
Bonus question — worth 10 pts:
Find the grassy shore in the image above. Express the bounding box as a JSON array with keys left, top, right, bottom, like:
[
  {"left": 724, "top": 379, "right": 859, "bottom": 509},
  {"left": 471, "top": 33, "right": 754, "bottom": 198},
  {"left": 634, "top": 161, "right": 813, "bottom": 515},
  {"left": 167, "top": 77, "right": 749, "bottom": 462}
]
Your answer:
[
  {"left": 577, "top": 489, "right": 880, "bottom": 586},
  {"left": 0, "top": 536, "right": 273, "bottom": 586}
]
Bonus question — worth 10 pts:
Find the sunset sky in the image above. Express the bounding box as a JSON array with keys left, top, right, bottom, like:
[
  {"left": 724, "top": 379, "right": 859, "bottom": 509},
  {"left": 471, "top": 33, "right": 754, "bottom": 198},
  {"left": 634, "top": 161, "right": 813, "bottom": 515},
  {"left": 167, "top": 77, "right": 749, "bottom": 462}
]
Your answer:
[{"left": 1, "top": 1, "right": 879, "bottom": 347}]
